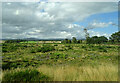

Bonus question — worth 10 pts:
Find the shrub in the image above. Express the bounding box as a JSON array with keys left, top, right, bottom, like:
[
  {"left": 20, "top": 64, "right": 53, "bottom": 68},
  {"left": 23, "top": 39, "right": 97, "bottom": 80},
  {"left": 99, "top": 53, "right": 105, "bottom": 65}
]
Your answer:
[
  {"left": 58, "top": 49, "right": 64, "bottom": 51},
  {"left": 98, "top": 47, "right": 104, "bottom": 49},
  {"left": 106, "top": 46, "right": 112, "bottom": 48},
  {"left": 54, "top": 44, "right": 58, "bottom": 46},
  {"left": 23, "top": 45, "right": 27, "bottom": 48},
  {"left": 51, "top": 53, "right": 68, "bottom": 59},
  {"left": 37, "top": 45, "right": 55, "bottom": 53},
  {"left": 30, "top": 49, "right": 36, "bottom": 53},
  {"left": 68, "top": 47, "right": 72, "bottom": 50},
  {"left": 37, "top": 48, "right": 42, "bottom": 52},
  {"left": 2, "top": 68, "right": 51, "bottom": 82},
  {"left": 82, "top": 46, "right": 86, "bottom": 48},
  {"left": 2, "top": 44, "right": 18, "bottom": 52},
  {"left": 2, "top": 48, "right": 8, "bottom": 52},
  {"left": 103, "top": 49, "right": 107, "bottom": 52},
  {"left": 2, "top": 62, "right": 22, "bottom": 70},
  {"left": 65, "top": 45, "right": 70, "bottom": 47},
  {"left": 2, "top": 62, "right": 10, "bottom": 70},
  {"left": 59, "top": 54, "right": 68, "bottom": 59}
]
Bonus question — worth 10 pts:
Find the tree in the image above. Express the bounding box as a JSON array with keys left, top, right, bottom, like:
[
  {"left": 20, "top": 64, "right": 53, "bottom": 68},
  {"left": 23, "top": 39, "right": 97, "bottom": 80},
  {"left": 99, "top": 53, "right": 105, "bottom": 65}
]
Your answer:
[
  {"left": 99, "top": 36, "right": 108, "bottom": 43},
  {"left": 77, "top": 40, "right": 82, "bottom": 43},
  {"left": 65, "top": 39, "right": 69, "bottom": 43},
  {"left": 86, "top": 36, "right": 108, "bottom": 44},
  {"left": 72, "top": 37, "right": 77, "bottom": 43},
  {"left": 68, "top": 40, "right": 71, "bottom": 43},
  {"left": 61, "top": 39, "right": 69, "bottom": 43},
  {"left": 4, "top": 39, "right": 24, "bottom": 43},
  {"left": 86, "top": 37, "right": 91, "bottom": 44},
  {"left": 109, "top": 31, "right": 120, "bottom": 43}
]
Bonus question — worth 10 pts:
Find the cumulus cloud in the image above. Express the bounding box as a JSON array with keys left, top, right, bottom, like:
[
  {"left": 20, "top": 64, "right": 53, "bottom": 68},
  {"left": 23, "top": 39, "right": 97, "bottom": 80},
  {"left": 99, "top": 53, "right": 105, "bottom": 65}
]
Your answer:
[
  {"left": 2, "top": 2, "right": 117, "bottom": 39},
  {"left": 86, "top": 21, "right": 114, "bottom": 29},
  {"left": 88, "top": 30, "right": 111, "bottom": 38}
]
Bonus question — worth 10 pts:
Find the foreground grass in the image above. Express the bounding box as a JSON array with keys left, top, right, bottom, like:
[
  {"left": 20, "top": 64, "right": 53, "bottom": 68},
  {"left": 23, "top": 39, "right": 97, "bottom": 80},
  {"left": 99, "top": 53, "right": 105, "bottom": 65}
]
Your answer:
[
  {"left": 2, "top": 63, "right": 118, "bottom": 81},
  {"left": 38, "top": 64, "right": 118, "bottom": 81}
]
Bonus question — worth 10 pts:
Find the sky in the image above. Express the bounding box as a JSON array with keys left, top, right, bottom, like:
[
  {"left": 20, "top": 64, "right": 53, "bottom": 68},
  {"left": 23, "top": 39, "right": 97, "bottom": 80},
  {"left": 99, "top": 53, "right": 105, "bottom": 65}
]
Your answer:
[{"left": 2, "top": 2, "right": 119, "bottom": 39}]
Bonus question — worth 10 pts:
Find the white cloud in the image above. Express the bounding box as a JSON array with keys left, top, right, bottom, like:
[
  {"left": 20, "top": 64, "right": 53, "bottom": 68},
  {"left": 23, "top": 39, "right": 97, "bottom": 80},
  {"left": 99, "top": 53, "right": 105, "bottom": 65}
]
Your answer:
[
  {"left": 88, "top": 30, "right": 111, "bottom": 38},
  {"left": 2, "top": 2, "right": 117, "bottom": 39},
  {"left": 34, "top": 30, "right": 41, "bottom": 33},
  {"left": 7, "top": 3, "right": 11, "bottom": 5},
  {"left": 14, "top": 10, "right": 20, "bottom": 15},
  {"left": 86, "top": 22, "right": 113, "bottom": 29}
]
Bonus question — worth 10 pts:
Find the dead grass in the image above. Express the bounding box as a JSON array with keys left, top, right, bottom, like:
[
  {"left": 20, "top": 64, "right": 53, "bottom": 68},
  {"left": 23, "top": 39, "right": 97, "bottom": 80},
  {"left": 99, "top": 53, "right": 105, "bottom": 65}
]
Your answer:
[{"left": 37, "top": 64, "right": 118, "bottom": 81}]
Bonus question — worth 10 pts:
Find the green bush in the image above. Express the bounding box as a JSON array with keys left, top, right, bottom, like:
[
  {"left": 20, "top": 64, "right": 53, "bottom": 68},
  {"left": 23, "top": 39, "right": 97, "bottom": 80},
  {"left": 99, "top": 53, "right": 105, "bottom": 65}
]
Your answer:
[
  {"left": 106, "top": 46, "right": 112, "bottom": 48},
  {"left": 2, "top": 62, "right": 22, "bottom": 70},
  {"left": 54, "top": 44, "right": 58, "bottom": 46},
  {"left": 50, "top": 53, "right": 68, "bottom": 59},
  {"left": 103, "top": 49, "right": 107, "bottom": 52},
  {"left": 2, "top": 44, "right": 18, "bottom": 52},
  {"left": 82, "top": 46, "right": 86, "bottom": 48},
  {"left": 2, "top": 48, "right": 8, "bottom": 52},
  {"left": 59, "top": 54, "right": 68, "bottom": 59},
  {"left": 37, "top": 45, "right": 55, "bottom": 53},
  {"left": 98, "top": 47, "right": 104, "bottom": 49},
  {"left": 2, "top": 68, "right": 51, "bottom": 82},
  {"left": 30, "top": 49, "right": 36, "bottom": 53}
]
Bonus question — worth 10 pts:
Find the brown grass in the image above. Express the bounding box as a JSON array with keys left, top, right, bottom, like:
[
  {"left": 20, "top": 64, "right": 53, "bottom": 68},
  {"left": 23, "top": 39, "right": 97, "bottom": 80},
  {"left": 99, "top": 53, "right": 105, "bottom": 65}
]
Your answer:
[{"left": 37, "top": 64, "right": 118, "bottom": 81}]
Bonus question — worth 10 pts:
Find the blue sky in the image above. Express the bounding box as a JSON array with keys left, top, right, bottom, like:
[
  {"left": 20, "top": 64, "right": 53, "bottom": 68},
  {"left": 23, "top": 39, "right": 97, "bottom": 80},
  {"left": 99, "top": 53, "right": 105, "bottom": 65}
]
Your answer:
[{"left": 74, "top": 11, "right": 118, "bottom": 36}]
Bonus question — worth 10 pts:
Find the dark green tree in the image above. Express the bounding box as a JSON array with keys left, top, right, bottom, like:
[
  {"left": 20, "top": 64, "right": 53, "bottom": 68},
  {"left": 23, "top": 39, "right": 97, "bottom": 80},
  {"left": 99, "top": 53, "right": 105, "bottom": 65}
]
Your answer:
[
  {"left": 72, "top": 37, "right": 77, "bottom": 43},
  {"left": 99, "top": 36, "right": 108, "bottom": 43},
  {"left": 77, "top": 40, "right": 82, "bottom": 43},
  {"left": 68, "top": 40, "right": 71, "bottom": 43},
  {"left": 61, "top": 39, "right": 69, "bottom": 43},
  {"left": 109, "top": 31, "right": 120, "bottom": 43},
  {"left": 86, "top": 36, "right": 108, "bottom": 44}
]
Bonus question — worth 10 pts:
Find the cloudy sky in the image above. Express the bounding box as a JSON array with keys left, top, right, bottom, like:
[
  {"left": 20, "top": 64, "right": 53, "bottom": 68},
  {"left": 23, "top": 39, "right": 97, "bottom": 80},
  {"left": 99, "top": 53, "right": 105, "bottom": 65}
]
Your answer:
[{"left": 2, "top": 2, "right": 118, "bottom": 39}]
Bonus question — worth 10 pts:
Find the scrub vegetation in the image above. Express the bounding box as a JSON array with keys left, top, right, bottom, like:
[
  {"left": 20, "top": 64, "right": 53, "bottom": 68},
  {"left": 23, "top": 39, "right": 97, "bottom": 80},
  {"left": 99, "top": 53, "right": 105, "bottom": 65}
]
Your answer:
[
  {"left": 1, "top": 31, "right": 119, "bottom": 82},
  {"left": 2, "top": 43, "right": 118, "bottom": 81}
]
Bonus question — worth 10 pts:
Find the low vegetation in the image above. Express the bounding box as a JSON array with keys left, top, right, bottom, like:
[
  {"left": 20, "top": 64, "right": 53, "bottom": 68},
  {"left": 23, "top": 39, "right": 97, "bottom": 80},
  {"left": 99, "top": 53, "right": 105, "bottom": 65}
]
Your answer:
[
  {"left": 1, "top": 31, "right": 119, "bottom": 81},
  {"left": 1, "top": 41, "right": 118, "bottom": 81},
  {"left": 2, "top": 67, "right": 51, "bottom": 82}
]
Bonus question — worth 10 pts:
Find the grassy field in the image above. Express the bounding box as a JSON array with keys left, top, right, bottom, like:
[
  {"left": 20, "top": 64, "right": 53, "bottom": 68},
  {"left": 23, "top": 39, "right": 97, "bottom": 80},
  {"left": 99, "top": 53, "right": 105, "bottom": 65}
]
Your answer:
[
  {"left": 20, "top": 41, "right": 38, "bottom": 43},
  {"left": 1, "top": 42, "right": 119, "bottom": 81}
]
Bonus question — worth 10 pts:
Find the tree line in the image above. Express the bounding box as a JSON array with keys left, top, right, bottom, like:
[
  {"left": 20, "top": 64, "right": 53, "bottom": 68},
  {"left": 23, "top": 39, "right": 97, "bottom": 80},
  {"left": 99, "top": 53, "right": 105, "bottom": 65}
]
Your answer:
[
  {"left": 61, "top": 37, "right": 82, "bottom": 44},
  {"left": 86, "top": 31, "right": 120, "bottom": 44},
  {"left": 62, "top": 31, "right": 120, "bottom": 44},
  {"left": 4, "top": 40, "right": 26, "bottom": 43}
]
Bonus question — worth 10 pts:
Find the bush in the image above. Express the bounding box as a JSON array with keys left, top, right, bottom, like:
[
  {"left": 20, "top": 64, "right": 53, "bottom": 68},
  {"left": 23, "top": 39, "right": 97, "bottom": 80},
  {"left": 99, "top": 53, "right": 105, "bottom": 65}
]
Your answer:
[
  {"left": 98, "top": 47, "right": 104, "bottom": 49},
  {"left": 2, "top": 48, "right": 8, "bottom": 52},
  {"left": 2, "top": 68, "right": 51, "bottom": 82},
  {"left": 37, "top": 45, "right": 55, "bottom": 53},
  {"left": 54, "top": 44, "right": 58, "bottom": 46},
  {"left": 82, "top": 46, "right": 86, "bottom": 48},
  {"left": 2, "top": 44, "right": 18, "bottom": 52},
  {"left": 103, "top": 49, "right": 107, "bottom": 52},
  {"left": 50, "top": 53, "right": 68, "bottom": 59},
  {"left": 30, "top": 49, "right": 36, "bottom": 53},
  {"left": 2, "top": 61, "right": 25, "bottom": 70},
  {"left": 106, "top": 46, "right": 112, "bottom": 48}
]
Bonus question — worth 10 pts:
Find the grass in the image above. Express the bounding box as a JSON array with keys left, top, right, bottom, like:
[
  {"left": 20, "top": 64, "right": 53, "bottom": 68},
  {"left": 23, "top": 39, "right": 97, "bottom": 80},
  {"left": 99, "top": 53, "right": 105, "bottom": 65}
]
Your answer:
[
  {"left": 20, "top": 41, "right": 38, "bottom": 43},
  {"left": 1, "top": 42, "right": 119, "bottom": 81},
  {"left": 37, "top": 64, "right": 118, "bottom": 81}
]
